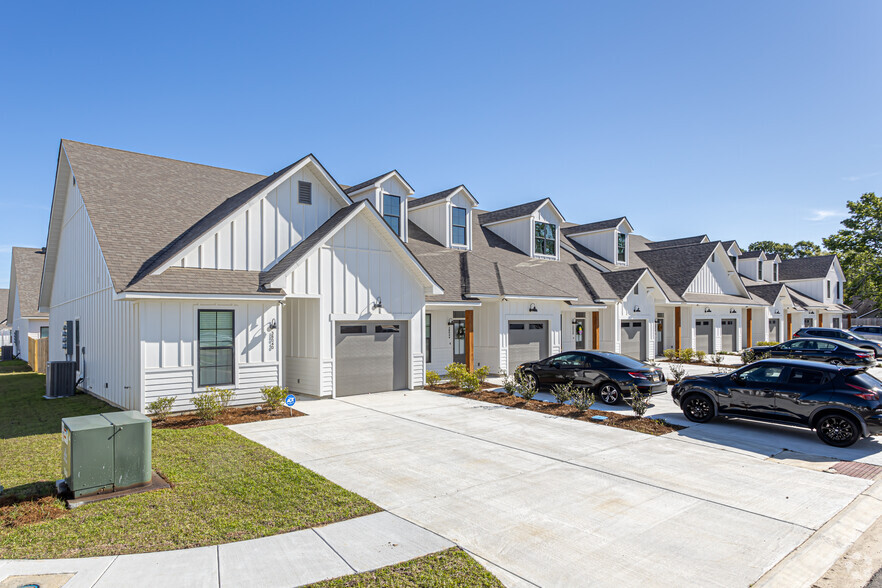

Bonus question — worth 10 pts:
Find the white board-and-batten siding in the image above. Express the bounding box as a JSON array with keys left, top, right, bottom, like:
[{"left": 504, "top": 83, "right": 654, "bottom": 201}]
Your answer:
[
  {"left": 141, "top": 300, "right": 281, "bottom": 411},
  {"left": 686, "top": 254, "right": 740, "bottom": 296}
]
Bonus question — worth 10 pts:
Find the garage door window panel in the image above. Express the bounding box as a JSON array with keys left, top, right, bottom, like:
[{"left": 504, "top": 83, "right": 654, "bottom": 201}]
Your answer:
[{"left": 198, "top": 310, "right": 235, "bottom": 387}]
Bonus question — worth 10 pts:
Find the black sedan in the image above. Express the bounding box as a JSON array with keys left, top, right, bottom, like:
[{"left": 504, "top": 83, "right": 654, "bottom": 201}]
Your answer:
[
  {"left": 793, "top": 327, "right": 882, "bottom": 357},
  {"left": 518, "top": 351, "right": 667, "bottom": 404},
  {"left": 750, "top": 338, "right": 876, "bottom": 366},
  {"left": 671, "top": 358, "right": 882, "bottom": 447}
]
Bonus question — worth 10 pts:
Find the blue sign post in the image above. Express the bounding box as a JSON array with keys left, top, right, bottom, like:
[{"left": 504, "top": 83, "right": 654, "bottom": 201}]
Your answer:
[{"left": 285, "top": 394, "right": 296, "bottom": 415}]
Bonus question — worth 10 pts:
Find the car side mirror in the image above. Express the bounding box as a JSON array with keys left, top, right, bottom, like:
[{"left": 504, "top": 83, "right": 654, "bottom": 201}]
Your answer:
[
  {"left": 552, "top": 362, "right": 561, "bottom": 370},
  {"left": 731, "top": 373, "right": 742, "bottom": 383}
]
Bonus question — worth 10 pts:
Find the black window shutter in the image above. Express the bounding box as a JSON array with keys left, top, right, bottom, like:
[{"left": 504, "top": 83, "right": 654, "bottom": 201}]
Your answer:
[{"left": 298, "top": 181, "right": 312, "bottom": 204}]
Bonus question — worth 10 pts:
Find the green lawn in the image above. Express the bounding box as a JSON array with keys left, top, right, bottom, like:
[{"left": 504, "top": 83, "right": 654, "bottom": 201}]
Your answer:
[
  {"left": 0, "top": 359, "right": 31, "bottom": 374},
  {"left": 0, "top": 364, "right": 380, "bottom": 558},
  {"left": 305, "top": 548, "right": 504, "bottom": 588}
]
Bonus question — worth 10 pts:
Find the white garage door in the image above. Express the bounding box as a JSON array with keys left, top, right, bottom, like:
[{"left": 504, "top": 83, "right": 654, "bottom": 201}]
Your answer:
[
  {"left": 721, "top": 319, "right": 737, "bottom": 352},
  {"left": 335, "top": 322, "right": 407, "bottom": 396},
  {"left": 620, "top": 320, "right": 646, "bottom": 361},
  {"left": 508, "top": 321, "right": 548, "bottom": 375},
  {"left": 695, "top": 320, "right": 714, "bottom": 354}
]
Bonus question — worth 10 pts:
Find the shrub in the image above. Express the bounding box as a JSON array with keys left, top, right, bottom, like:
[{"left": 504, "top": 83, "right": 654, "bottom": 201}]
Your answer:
[
  {"left": 501, "top": 372, "right": 517, "bottom": 395},
  {"left": 695, "top": 350, "right": 707, "bottom": 363},
  {"left": 670, "top": 363, "right": 686, "bottom": 383},
  {"left": 625, "top": 385, "right": 652, "bottom": 418},
  {"left": 192, "top": 390, "right": 223, "bottom": 421},
  {"left": 663, "top": 348, "right": 677, "bottom": 361},
  {"left": 461, "top": 371, "right": 482, "bottom": 392},
  {"left": 209, "top": 387, "right": 235, "bottom": 409},
  {"left": 679, "top": 348, "right": 695, "bottom": 363},
  {"left": 445, "top": 363, "right": 468, "bottom": 387},
  {"left": 550, "top": 381, "right": 575, "bottom": 404},
  {"left": 514, "top": 370, "right": 538, "bottom": 400},
  {"left": 146, "top": 396, "right": 176, "bottom": 421},
  {"left": 260, "top": 385, "right": 288, "bottom": 410},
  {"left": 709, "top": 353, "right": 724, "bottom": 367},
  {"left": 757, "top": 341, "right": 780, "bottom": 347},
  {"left": 571, "top": 387, "right": 596, "bottom": 411},
  {"left": 474, "top": 365, "right": 490, "bottom": 384},
  {"left": 426, "top": 371, "right": 441, "bottom": 386}
]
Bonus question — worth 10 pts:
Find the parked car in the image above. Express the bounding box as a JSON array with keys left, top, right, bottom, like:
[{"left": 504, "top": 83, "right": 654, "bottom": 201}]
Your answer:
[
  {"left": 671, "top": 358, "right": 882, "bottom": 447},
  {"left": 850, "top": 325, "right": 882, "bottom": 342},
  {"left": 793, "top": 327, "right": 882, "bottom": 357},
  {"left": 750, "top": 338, "right": 876, "bottom": 366},
  {"left": 517, "top": 351, "right": 666, "bottom": 404}
]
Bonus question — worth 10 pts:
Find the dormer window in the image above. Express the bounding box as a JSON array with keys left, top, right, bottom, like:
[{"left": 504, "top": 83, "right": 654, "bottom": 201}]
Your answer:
[
  {"left": 827, "top": 280, "right": 831, "bottom": 298},
  {"left": 383, "top": 193, "right": 401, "bottom": 236},
  {"left": 534, "top": 222, "right": 556, "bottom": 256},
  {"left": 730, "top": 255, "right": 737, "bottom": 267},
  {"left": 617, "top": 233, "right": 627, "bottom": 263},
  {"left": 758, "top": 261, "right": 763, "bottom": 281},
  {"left": 452, "top": 207, "right": 467, "bottom": 246},
  {"left": 773, "top": 263, "right": 778, "bottom": 281}
]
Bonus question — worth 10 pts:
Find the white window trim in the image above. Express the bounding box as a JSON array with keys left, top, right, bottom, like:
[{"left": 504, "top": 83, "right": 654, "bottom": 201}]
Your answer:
[
  {"left": 532, "top": 218, "right": 559, "bottom": 260},
  {"left": 615, "top": 231, "right": 628, "bottom": 265}
]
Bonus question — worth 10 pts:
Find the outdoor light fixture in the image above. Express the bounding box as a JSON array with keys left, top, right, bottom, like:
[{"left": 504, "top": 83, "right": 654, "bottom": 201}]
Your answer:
[
  {"left": 774, "top": 309, "right": 781, "bottom": 315},
  {"left": 730, "top": 309, "right": 737, "bottom": 314},
  {"left": 266, "top": 319, "right": 278, "bottom": 331},
  {"left": 447, "top": 319, "right": 454, "bottom": 326},
  {"left": 705, "top": 308, "right": 712, "bottom": 313},
  {"left": 529, "top": 304, "right": 538, "bottom": 312},
  {"left": 809, "top": 310, "right": 815, "bottom": 315},
  {"left": 371, "top": 298, "right": 383, "bottom": 311},
  {"left": 633, "top": 305, "right": 641, "bottom": 313}
]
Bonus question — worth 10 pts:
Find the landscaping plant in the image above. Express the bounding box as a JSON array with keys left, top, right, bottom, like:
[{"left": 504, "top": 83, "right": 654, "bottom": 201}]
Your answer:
[
  {"left": 192, "top": 390, "right": 224, "bottom": 421},
  {"left": 550, "top": 381, "right": 575, "bottom": 404},
  {"left": 474, "top": 365, "right": 490, "bottom": 384},
  {"left": 571, "top": 386, "right": 596, "bottom": 411},
  {"left": 445, "top": 363, "right": 468, "bottom": 387},
  {"left": 461, "top": 371, "right": 482, "bottom": 392},
  {"left": 625, "top": 385, "right": 652, "bottom": 418},
  {"left": 679, "top": 348, "right": 695, "bottom": 363},
  {"left": 663, "top": 348, "right": 677, "bottom": 361},
  {"left": 670, "top": 363, "right": 686, "bottom": 383},
  {"left": 514, "top": 370, "right": 538, "bottom": 400},
  {"left": 757, "top": 341, "right": 780, "bottom": 346},
  {"left": 695, "top": 350, "right": 707, "bottom": 363},
  {"left": 426, "top": 371, "right": 441, "bottom": 386},
  {"left": 260, "top": 385, "right": 288, "bottom": 410},
  {"left": 709, "top": 353, "right": 724, "bottom": 367},
  {"left": 209, "top": 387, "right": 235, "bottom": 409},
  {"left": 500, "top": 372, "right": 517, "bottom": 395},
  {"left": 146, "top": 396, "right": 176, "bottom": 421}
]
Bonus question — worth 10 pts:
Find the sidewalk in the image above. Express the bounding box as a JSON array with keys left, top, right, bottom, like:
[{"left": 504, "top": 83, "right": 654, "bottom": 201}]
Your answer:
[{"left": 0, "top": 511, "right": 453, "bottom": 588}]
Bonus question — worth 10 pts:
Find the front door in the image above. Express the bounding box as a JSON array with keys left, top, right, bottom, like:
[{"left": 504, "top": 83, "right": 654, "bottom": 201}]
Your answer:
[
  {"left": 656, "top": 315, "right": 665, "bottom": 355},
  {"left": 452, "top": 320, "right": 466, "bottom": 364},
  {"left": 575, "top": 319, "right": 586, "bottom": 350}
]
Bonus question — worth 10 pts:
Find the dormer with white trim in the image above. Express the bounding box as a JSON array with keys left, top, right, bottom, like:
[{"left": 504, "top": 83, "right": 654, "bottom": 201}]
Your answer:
[
  {"left": 344, "top": 170, "right": 414, "bottom": 243},
  {"left": 407, "top": 185, "right": 478, "bottom": 250},
  {"left": 724, "top": 240, "right": 742, "bottom": 269},
  {"left": 737, "top": 250, "right": 767, "bottom": 281},
  {"left": 562, "top": 217, "right": 634, "bottom": 266},
  {"left": 761, "top": 253, "right": 781, "bottom": 283},
  {"left": 477, "top": 198, "right": 565, "bottom": 260}
]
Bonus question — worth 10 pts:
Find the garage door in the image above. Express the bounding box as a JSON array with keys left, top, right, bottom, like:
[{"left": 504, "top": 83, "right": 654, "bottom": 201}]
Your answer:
[
  {"left": 335, "top": 322, "right": 407, "bottom": 396},
  {"left": 508, "top": 321, "right": 548, "bottom": 375},
  {"left": 721, "top": 319, "right": 737, "bottom": 352},
  {"left": 695, "top": 320, "right": 714, "bottom": 354},
  {"left": 620, "top": 320, "right": 646, "bottom": 360}
]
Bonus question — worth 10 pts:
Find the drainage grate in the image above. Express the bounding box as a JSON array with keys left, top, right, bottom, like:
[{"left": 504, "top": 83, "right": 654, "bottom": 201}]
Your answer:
[{"left": 830, "top": 461, "right": 882, "bottom": 480}]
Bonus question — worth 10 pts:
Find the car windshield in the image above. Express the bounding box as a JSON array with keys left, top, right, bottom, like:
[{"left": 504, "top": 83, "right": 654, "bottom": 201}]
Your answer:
[{"left": 593, "top": 353, "right": 646, "bottom": 370}]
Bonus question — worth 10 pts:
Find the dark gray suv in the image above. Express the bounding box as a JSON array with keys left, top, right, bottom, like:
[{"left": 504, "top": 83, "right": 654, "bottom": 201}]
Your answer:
[{"left": 794, "top": 327, "right": 882, "bottom": 357}]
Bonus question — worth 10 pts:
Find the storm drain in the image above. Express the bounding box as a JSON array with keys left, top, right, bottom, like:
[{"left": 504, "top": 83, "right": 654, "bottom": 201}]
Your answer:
[{"left": 830, "top": 461, "right": 882, "bottom": 480}]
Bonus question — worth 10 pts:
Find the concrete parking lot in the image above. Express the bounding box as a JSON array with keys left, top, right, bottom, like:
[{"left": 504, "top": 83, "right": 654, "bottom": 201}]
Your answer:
[{"left": 233, "top": 386, "right": 882, "bottom": 587}]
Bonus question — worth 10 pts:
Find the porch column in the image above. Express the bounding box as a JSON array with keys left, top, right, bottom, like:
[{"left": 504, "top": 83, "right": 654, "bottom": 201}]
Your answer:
[
  {"left": 465, "top": 310, "right": 474, "bottom": 372},
  {"left": 746, "top": 308, "right": 753, "bottom": 348},
  {"left": 674, "top": 307, "right": 682, "bottom": 351},
  {"left": 787, "top": 314, "right": 793, "bottom": 339},
  {"left": 848, "top": 314, "right": 853, "bottom": 328},
  {"left": 592, "top": 311, "right": 599, "bottom": 349},
  {"left": 819, "top": 313, "right": 823, "bottom": 327}
]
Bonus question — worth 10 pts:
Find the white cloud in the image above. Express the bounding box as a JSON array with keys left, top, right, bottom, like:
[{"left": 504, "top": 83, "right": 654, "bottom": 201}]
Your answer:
[
  {"left": 804, "top": 209, "right": 846, "bottom": 222},
  {"left": 842, "top": 171, "right": 880, "bottom": 182}
]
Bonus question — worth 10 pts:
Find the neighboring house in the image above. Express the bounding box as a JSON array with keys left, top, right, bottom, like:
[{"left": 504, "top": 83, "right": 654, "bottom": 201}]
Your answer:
[
  {"left": 0, "top": 288, "right": 10, "bottom": 347},
  {"left": 7, "top": 247, "right": 49, "bottom": 360},
  {"left": 34, "top": 139, "right": 854, "bottom": 411}
]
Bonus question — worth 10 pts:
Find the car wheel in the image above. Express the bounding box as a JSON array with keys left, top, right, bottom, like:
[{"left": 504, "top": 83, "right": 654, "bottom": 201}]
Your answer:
[
  {"left": 598, "top": 382, "right": 620, "bottom": 405},
  {"left": 816, "top": 414, "right": 861, "bottom": 447},
  {"left": 682, "top": 394, "right": 714, "bottom": 423},
  {"left": 523, "top": 371, "right": 539, "bottom": 390}
]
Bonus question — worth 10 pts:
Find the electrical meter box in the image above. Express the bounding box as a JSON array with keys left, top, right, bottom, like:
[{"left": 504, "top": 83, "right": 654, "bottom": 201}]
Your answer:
[{"left": 61, "top": 411, "right": 152, "bottom": 498}]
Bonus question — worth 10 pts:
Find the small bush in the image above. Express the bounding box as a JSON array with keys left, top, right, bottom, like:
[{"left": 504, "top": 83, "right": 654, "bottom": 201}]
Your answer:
[
  {"left": 514, "top": 370, "right": 538, "bottom": 400},
  {"left": 571, "top": 387, "right": 596, "bottom": 411},
  {"left": 147, "top": 396, "right": 176, "bottom": 421},
  {"left": 625, "top": 385, "right": 652, "bottom": 418},
  {"left": 426, "top": 371, "right": 441, "bottom": 386},
  {"left": 663, "top": 348, "right": 677, "bottom": 361},
  {"left": 445, "top": 363, "right": 468, "bottom": 387},
  {"left": 501, "top": 372, "right": 517, "bottom": 395},
  {"left": 192, "top": 391, "right": 223, "bottom": 421},
  {"left": 695, "top": 350, "right": 707, "bottom": 363},
  {"left": 474, "top": 365, "right": 490, "bottom": 384},
  {"left": 550, "top": 381, "right": 575, "bottom": 404},
  {"left": 260, "top": 385, "right": 288, "bottom": 410},
  {"left": 757, "top": 341, "right": 780, "bottom": 347},
  {"left": 709, "top": 353, "right": 724, "bottom": 367},
  {"left": 209, "top": 387, "right": 235, "bottom": 409},
  {"left": 679, "top": 348, "right": 695, "bottom": 363},
  {"left": 670, "top": 363, "right": 687, "bottom": 383},
  {"left": 461, "top": 371, "right": 481, "bottom": 392}
]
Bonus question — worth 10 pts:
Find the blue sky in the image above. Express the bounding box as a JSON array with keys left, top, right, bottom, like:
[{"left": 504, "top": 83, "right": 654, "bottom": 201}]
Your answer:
[{"left": 1, "top": 1, "right": 880, "bottom": 288}]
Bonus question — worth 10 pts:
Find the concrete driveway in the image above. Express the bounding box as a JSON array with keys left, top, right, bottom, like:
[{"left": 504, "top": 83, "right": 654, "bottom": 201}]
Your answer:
[{"left": 233, "top": 390, "right": 879, "bottom": 587}]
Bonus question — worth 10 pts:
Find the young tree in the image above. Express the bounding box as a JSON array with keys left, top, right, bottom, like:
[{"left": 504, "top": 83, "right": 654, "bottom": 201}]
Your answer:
[
  {"left": 747, "top": 241, "right": 794, "bottom": 258},
  {"left": 792, "top": 240, "right": 823, "bottom": 258},
  {"left": 823, "top": 193, "right": 882, "bottom": 307}
]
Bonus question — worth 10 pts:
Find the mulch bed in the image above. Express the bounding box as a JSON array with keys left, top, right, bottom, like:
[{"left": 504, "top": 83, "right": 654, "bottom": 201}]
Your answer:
[
  {"left": 656, "top": 359, "right": 742, "bottom": 368},
  {"left": 0, "top": 495, "right": 67, "bottom": 529},
  {"left": 152, "top": 405, "right": 306, "bottom": 429},
  {"left": 427, "top": 384, "right": 683, "bottom": 435}
]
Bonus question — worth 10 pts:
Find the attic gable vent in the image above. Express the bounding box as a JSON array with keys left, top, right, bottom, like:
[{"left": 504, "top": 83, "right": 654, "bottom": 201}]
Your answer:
[{"left": 298, "top": 181, "right": 312, "bottom": 204}]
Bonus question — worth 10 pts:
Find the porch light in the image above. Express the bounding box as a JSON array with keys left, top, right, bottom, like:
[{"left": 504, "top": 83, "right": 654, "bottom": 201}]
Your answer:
[
  {"left": 774, "top": 309, "right": 781, "bottom": 314},
  {"left": 372, "top": 298, "right": 383, "bottom": 311},
  {"left": 730, "top": 309, "right": 737, "bottom": 314},
  {"left": 809, "top": 310, "right": 815, "bottom": 315},
  {"left": 266, "top": 319, "right": 277, "bottom": 331},
  {"left": 633, "top": 305, "right": 641, "bottom": 313},
  {"left": 529, "top": 304, "right": 538, "bottom": 312},
  {"left": 704, "top": 308, "right": 712, "bottom": 313},
  {"left": 447, "top": 319, "right": 454, "bottom": 326}
]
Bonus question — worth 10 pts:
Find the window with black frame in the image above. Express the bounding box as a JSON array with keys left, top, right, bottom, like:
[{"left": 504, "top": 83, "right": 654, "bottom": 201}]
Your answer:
[
  {"left": 617, "top": 233, "right": 627, "bottom": 262},
  {"left": 383, "top": 194, "right": 401, "bottom": 235},
  {"left": 425, "top": 313, "right": 432, "bottom": 363},
  {"left": 198, "top": 310, "right": 235, "bottom": 387},
  {"left": 452, "top": 207, "right": 467, "bottom": 245},
  {"left": 534, "top": 222, "right": 556, "bottom": 256}
]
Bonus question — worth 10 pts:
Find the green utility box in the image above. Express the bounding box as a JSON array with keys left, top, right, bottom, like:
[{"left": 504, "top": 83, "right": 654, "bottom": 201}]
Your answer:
[{"left": 61, "top": 411, "right": 152, "bottom": 498}]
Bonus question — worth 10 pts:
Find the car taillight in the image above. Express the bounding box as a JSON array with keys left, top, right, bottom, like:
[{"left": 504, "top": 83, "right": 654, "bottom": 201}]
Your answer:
[
  {"left": 857, "top": 353, "right": 871, "bottom": 358},
  {"left": 846, "top": 382, "right": 880, "bottom": 400},
  {"left": 792, "top": 333, "right": 800, "bottom": 338},
  {"left": 628, "top": 372, "right": 649, "bottom": 379}
]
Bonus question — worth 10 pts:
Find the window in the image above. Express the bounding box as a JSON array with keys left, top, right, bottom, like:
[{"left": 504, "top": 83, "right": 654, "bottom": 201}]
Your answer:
[
  {"left": 788, "top": 368, "right": 825, "bottom": 386},
  {"left": 529, "top": 323, "right": 545, "bottom": 330},
  {"left": 633, "top": 284, "right": 639, "bottom": 295},
  {"left": 534, "top": 222, "right": 556, "bottom": 256},
  {"left": 509, "top": 323, "right": 525, "bottom": 330},
  {"left": 738, "top": 364, "right": 783, "bottom": 383},
  {"left": 39, "top": 326, "right": 49, "bottom": 338},
  {"left": 340, "top": 325, "right": 367, "bottom": 334},
  {"left": 836, "top": 282, "right": 841, "bottom": 299},
  {"left": 298, "top": 181, "right": 312, "bottom": 204},
  {"left": 198, "top": 310, "right": 235, "bottom": 387},
  {"left": 452, "top": 207, "right": 467, "bottom": 246},
  {"left": 827, "top": 280, "right": 831, "bottom": 298},
  {"left": 551, "top": 353, "right": 585, "bottom": 368},
  {"left": 773, "top": 264, "right": 778, "bottom": 281},
  {"left": 758, "top": 261, "right": 763, "bottom": 281},
  {"left": 730, "top": 255, "right": 737, "bottom": 267},
  {"left": 617, "top": 233, "right": 627, "bottom": 263},
  {"left": 832, "top": 318, "right": 841, "bottom": 328},
  {"left": 711, "top": 253, "right": 716, "bottom": 263},
  {"left": 383, "top": 194, "right": 401, "bottom": 235},
  {"left": 425, "top": 314, "right": 432, "bottom": 364},
  {"left": 816, "top": 341, "right": 837, "bottom": 351},
  {"left": 375, "top": 324, "right": 400, "bottom": 333}
]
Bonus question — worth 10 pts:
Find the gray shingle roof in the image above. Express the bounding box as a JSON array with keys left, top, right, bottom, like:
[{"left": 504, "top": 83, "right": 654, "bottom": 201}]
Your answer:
[
  {"left": 477, "top": 199, "right": 548, "bottom": 225},
  {"left": 407, "top": 187, "right": 460, "bottom": 209},
  {"left": 779, "top": 255, "right": 836, "bottom": 281},
  {"left": 786, "top": 287, "right": 826, "bottom": 309},
  {"left": 343, "top": 171, "right": 396, "bottom": 195},
  {"left": 9, "top": 247, "right": 47, "bottom": 318},
  {"left": 561, "top": 217, "right": 627, "bottom": 236},
  {"left": 601, "top": 269, "right": 648, "bottom": 299},
  {"left": 124, "top": 268, "right": 281, "bottom": 296},
  {"left": 645, "top": 235, "right": 708, "bottom": 249},
  {"left": 745, "top": 283, "right": 788, "bottom": 305},
  {"left": 635, "top": 242, "right": 720, "bottom": 297},
  {"left": 739, "top": 250, "right": 764, "bottom": 259}
]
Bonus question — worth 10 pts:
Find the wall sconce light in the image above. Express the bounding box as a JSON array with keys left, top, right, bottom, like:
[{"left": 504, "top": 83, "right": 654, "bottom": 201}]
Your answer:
[
  {"left": 371, "top": 298, "right": 383, "bottom": 311},
  {"left": 730, "top": 309, "right": 737, "bottom": 314},
  {"left": 808, "top": 310, "right": 815, "bottom": 315},
  {"left": 774, "top": 309, "right": 781, "bottom": 315},
  {"left": 633, "top": 305, "right": 641, "bottom": 313},
  {"left": 447, "top": 318, "right": 454, "bottom": 326},
  {"left": 704, "top": 308, "right": 712, "bottom": 313},
  {"left": 529, "top": 304, "right": 538, "bottom": 312},
  {"left": 266, "top": 318, "right": 278, "bottom": 331}
]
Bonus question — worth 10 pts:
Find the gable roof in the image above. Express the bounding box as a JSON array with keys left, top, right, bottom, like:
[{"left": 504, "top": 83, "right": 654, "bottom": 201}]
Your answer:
[
  {"left": 343, "top": 170, "right": 414, "bottom": 195},
  {"left": 739, "top": 250, "right": 765, "bottom": 259},
  {"left": 745, "top": 283, "right": 789, "bottom": 305},
  {"left": 562, "top": 217, "right": 630, "bottom": 236},
  {"left": 601, "top": 268, "right": 651, "bottom": 299},
  {"left": 645, "top": 235, "right": 709, "bottom": 249},
  {"left": 408, "top": 185, "right": 478, "bottom": 210},
  {"left": 10, "top": 247, "right": 47, "bottom": 319},
  {"left": 477, "top": 198, "right": 561, "bottom": 225},
  {"left": 635, "top": 242, "right": 722, "bottom": 297},
  {"left": 778, "top": 255, "right": 837, "bottom": 281}
]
